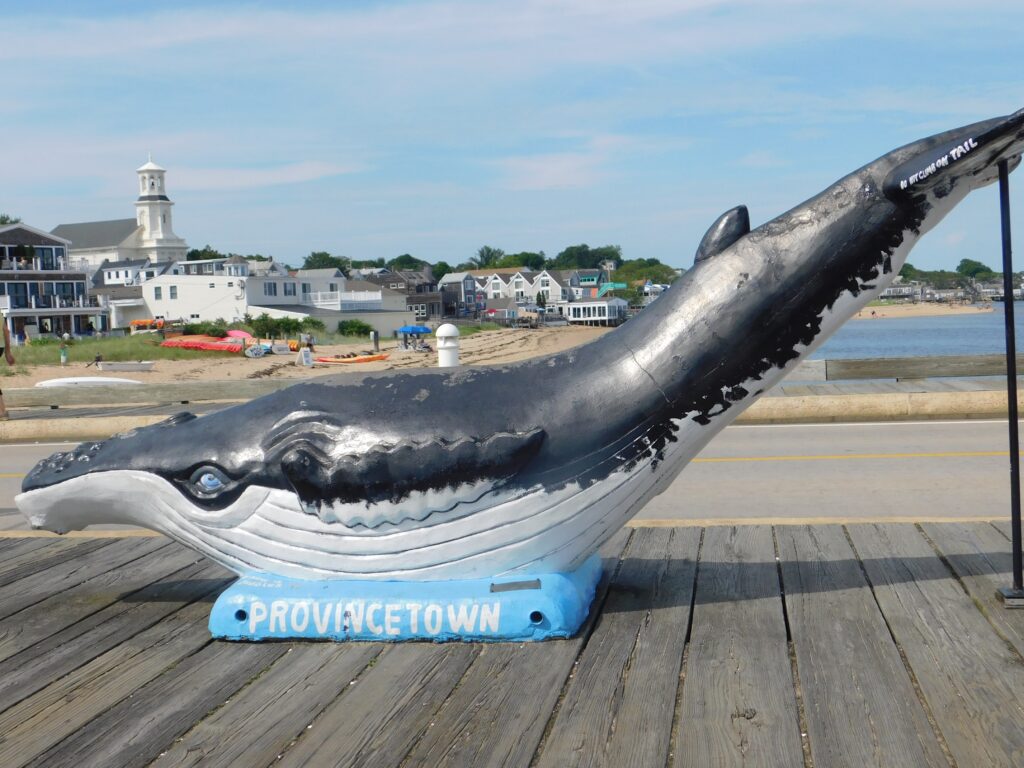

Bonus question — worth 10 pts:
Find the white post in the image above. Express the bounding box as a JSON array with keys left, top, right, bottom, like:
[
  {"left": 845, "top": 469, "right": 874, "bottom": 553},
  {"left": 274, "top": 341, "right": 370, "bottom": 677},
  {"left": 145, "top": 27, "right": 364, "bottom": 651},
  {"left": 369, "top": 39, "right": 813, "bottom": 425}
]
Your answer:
[{"left": 436, "top": 323, "right": 460, "bottom": 368}]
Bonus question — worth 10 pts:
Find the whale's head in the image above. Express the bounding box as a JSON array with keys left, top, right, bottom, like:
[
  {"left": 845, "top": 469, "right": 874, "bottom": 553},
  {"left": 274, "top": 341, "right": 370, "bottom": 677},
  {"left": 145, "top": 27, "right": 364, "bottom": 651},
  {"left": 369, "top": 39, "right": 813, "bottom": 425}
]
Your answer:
[{"left": 15, "top": 411, "right": 277, "bottom": 534}]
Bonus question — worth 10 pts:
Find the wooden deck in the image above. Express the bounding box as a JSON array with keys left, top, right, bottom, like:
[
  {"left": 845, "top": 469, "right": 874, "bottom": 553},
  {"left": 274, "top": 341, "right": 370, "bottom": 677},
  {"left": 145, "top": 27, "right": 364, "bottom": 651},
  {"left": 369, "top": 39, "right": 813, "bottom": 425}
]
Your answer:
[{"left": 1, "top": 521, "right": 1023, "bottom": 767}]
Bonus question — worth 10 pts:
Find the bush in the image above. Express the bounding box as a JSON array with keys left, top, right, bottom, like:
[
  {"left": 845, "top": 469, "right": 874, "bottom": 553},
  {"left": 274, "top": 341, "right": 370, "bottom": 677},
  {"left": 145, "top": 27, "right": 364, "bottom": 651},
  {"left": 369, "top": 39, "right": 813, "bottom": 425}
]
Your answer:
[
  {"left": 300, "top": 317, "right": 326, "bottom": 333},
  {"left": 183, "top": 321, "right": 228, "bottom": 337},
  {"left": 337, "top": 319, "right": 374, "bottom": 337}
]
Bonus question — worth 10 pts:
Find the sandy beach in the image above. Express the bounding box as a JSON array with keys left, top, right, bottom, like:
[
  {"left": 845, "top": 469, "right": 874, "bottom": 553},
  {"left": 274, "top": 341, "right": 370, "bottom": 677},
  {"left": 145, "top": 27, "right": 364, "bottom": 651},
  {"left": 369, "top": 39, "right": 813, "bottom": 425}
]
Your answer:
[
  {"left": 0, "top": 303, "right": 996, "bottom": 389},
  {"left": 1, "top": 325, "right": 611, "bottom": 389},
  {"left": 854, "top": 302, "right": 994, "bottom": 320}
]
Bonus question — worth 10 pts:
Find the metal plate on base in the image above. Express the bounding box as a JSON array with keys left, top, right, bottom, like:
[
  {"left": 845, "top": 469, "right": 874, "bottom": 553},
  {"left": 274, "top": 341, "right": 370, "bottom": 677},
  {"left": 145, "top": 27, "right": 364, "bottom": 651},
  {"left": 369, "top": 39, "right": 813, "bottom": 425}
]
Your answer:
[
  {"left": 997, "top": 586, "right": 1024, "bottom": 608},
  {"left": 209, "top": 554, "right": 603, "bottom": 642}
]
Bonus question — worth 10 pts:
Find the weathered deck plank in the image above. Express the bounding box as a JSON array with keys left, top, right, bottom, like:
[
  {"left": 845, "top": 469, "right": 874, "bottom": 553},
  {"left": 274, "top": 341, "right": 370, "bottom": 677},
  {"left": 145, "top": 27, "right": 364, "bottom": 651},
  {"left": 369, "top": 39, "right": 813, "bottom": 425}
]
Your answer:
[
  {"left": 0, "top": 524, "right": 1021, "bottom": 766},
  {"left": 0, "top": 599, "right": 213, "bottom": 767},
  {"left": 776, "top": 524, "right": 946, "bottom": 767},
  {"left": 0, "top": 537, "right": 78, "bottom": 571},
  {"left": 401, "top": 529, "right": 632, "bottom": 768},
  {"left": 0, "top": 559, "right": 230, "bottom": 713},
  {"left": 26, "top": 640, "right": 289, "bottom": 768},
  {"left": 0, "top": 541, "right": 206, "bottom": 663},
  {"left": 535, "top": 527, "right": 699, "bottom": 768},
  {"left": 149, "top": 643, "right": 381, "bottom": 768},
  {"left": 848, "top": 523, "right": 1024, "bottom": 768},
  {"left": 276, "top": 643, "right": 479, "bottom": 768},
  {"left": 674, "top": 526, "right": 803, "bottom": 768},
  {"left": 922, "top": 521, "right": 1024, "bottom": 657},
  {"left": 0, "top": 536, "right": 167, "bottom": 620},
  {"left": 0, "top": 537, "right": 114, "bottom": 589}
]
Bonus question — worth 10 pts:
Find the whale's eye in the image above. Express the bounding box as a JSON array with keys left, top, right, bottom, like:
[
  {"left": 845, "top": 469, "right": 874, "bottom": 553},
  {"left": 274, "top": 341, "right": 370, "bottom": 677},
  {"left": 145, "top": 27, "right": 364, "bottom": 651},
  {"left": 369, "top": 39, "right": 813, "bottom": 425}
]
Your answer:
[{"left": 189, "top": 466, "right": 231, "bottom": 495}]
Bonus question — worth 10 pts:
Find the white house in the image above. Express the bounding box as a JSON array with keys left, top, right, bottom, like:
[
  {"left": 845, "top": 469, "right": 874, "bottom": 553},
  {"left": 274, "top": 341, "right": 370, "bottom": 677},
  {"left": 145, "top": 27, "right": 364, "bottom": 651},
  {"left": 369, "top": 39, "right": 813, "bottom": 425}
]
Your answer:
[
  {"left": 140, "top": 267, "right": 404, "bottom": 328},
  {"left": 564, "top": 297, "right": 628, "bottom": 326},
  {"left": 52, "top": 158, "right": 189, "bottom": 272}
]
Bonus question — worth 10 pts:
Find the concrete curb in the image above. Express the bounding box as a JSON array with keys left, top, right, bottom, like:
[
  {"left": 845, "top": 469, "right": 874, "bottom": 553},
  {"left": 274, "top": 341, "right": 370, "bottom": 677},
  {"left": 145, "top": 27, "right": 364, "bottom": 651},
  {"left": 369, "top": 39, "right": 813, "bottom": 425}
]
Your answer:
[
  {"left": 1, "top": 389, "right": 1019, "bottom": 442},
  {"left": 736, "top": 389, "right": 1019, "bottom": 424},
  {"left": 0, "top": 415, "right": 167, "bottom": 442}
]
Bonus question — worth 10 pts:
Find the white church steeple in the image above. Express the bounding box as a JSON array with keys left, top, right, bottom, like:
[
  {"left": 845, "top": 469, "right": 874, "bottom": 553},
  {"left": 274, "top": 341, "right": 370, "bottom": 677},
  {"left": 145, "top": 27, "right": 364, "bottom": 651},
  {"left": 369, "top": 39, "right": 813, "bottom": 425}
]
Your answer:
[{"left": 134, "top": 156, "right": 186, "bottom": 259}]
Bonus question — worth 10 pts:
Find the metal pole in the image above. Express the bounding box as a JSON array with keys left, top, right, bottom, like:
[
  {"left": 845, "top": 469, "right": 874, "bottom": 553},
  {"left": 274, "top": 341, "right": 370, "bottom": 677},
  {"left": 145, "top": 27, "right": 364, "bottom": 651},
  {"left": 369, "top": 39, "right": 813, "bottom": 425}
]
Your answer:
[{"left": 998, "top": 159, "right": 1024, "bottom": 605}]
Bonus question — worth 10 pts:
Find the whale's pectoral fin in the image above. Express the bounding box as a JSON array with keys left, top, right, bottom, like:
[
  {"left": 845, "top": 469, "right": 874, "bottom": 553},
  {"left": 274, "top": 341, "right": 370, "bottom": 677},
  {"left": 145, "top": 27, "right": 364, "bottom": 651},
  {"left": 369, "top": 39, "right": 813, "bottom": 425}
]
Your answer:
[
  {"left": 273, "top": 425, "right": 547, "bottom": 512},
  {"left": 694, "top": 205, "right": 750, "bottom": 263}
]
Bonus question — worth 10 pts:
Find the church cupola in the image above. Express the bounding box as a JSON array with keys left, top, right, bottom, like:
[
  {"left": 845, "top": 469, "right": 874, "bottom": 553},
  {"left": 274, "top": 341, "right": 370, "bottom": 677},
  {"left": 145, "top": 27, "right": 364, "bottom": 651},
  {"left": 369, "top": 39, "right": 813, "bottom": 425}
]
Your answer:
[{"left": 134, "top": 155, "right": 186, "bottom": 257}]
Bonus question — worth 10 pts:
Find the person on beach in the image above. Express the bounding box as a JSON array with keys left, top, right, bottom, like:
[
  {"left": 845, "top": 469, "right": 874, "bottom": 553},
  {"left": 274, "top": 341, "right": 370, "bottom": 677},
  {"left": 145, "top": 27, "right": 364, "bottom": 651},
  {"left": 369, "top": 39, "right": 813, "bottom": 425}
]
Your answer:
[{"left": 0, "top": 320, "right": 14, "bottom": 420}]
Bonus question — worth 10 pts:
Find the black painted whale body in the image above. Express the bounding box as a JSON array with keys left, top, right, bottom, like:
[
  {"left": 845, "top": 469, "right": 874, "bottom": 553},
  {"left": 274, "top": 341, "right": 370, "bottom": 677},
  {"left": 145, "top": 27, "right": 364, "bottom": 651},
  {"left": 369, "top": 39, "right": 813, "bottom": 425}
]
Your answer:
[{"left": 17, "top": 110, "right": 1024, "bottom": 581}]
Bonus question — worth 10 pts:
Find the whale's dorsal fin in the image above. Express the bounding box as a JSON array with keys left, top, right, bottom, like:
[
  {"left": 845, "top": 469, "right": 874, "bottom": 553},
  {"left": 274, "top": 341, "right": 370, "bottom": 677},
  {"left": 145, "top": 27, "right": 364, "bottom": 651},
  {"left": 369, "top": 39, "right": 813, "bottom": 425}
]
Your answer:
[{"left": 694, "top": 206, "right": 750, "bottom": 263}]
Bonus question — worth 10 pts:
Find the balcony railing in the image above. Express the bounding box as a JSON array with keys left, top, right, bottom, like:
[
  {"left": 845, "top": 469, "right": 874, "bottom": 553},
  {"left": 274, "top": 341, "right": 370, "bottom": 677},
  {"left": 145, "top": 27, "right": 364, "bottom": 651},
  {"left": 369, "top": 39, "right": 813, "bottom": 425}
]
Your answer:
[
  {"left": 300, "top": 290, "right": 383, "bottom": 310},
  {"left": 4, "top": 294, "right": 106, "bottom": 311}
]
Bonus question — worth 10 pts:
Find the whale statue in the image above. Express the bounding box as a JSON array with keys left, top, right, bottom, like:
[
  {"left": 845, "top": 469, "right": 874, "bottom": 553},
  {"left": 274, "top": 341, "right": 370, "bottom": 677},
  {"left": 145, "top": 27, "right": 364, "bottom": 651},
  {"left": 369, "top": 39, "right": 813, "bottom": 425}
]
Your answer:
[{"left": 15, "top": 109, "right": 1024, "bottom": 640}]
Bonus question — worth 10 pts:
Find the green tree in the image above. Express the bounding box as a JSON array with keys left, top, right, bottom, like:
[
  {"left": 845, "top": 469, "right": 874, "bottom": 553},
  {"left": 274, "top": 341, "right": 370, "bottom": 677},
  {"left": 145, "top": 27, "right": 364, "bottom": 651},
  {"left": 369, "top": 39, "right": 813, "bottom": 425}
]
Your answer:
[
  {"left": 299, "top": 317, "right": 326, "bottom": 333},
  {"left": 471, "top": 246, "right": 504, "bottom": 269},
  {"left": 337, "top": 319, "right": 374, "bottom": 337},
  {"left": 276, "top": 316, "right": 302, "bottom": 337},
  {"left": 186, "top": 245, "right": 225, "bottom": 261},
  {"left": 388, "top": 253, "right": 424, "bottom": 271},
  {"left": 956, "top": 258, "right": 998, "bottom": 281},
  {"left": 612, "top": 258, "right": 679, "bottom": 287},
  {"left": 433, "top": 261, "right": 453, "bottom": 281},
  {"left": 351, "top": 257, "right": 386, "bottom": 269},
  {"left": 497, "top": 251, "right": 546, "bottom": 271},
  {"left": 900, "top": 262, "right": 922, "bottom": 280},
  {"left": 251, "top": 313, "right": 278, "bottom": 339},
  {"left": 551, "top": 244, "right": 622, "bottom": 270},
  {"left": 302, "top": 251, "right": 350, "bottom": 274},
  {"left": 0, "top": 214, "right": 21, "bottom": 225}
]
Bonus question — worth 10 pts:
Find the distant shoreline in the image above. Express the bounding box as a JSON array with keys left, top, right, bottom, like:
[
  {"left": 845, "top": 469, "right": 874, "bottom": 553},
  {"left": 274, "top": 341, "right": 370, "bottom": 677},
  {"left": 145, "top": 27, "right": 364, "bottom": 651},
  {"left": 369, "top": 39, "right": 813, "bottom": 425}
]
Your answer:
[{"left": 854, "top": 302, "right": 994, "bottom": 320}]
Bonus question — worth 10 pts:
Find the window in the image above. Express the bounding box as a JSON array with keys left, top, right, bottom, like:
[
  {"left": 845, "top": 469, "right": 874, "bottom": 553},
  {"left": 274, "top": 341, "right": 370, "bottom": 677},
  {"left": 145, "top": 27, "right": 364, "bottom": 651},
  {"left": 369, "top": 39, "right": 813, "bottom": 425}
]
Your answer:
[
  {"left": 301, "top": 283, "right": 311, "bottom": 294},
  {"left": 227, "top": 281, "right": 234, "bottom": 287},
  {"left": 154, "top": 287, "right": 162, "bottom": 300},
  {"left": 190, "top": 313, "right": 200, "bottom": 319},
  {"left": 169, "top": 286, "right": 178, "bottom": 300},
  {"left": 284, "top": 283, "right": 296, "bottom": 296},
  {"left": 329, "top": 283, "right": 338, "bottom": 292},
  {"left": 209, "top": 283, "right": 215, "bottom": 288},
  {"left": 264, "top": 282, "right": 278, "bottom": 297}
]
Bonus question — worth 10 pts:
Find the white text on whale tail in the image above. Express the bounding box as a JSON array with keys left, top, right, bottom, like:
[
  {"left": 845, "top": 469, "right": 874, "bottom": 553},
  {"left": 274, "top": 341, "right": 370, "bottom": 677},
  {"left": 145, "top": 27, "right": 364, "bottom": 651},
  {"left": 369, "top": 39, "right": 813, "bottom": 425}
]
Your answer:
[{"left": 246, "top": 599, "right": 501, "bottom": 636}]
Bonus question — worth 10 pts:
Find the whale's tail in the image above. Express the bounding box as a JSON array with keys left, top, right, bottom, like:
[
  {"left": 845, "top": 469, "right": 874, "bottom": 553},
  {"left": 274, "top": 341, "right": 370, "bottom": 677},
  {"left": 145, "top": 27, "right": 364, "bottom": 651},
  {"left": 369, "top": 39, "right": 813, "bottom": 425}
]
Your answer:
[{"left": 883, "top": 108, "right": 1024, "bottom": 200}]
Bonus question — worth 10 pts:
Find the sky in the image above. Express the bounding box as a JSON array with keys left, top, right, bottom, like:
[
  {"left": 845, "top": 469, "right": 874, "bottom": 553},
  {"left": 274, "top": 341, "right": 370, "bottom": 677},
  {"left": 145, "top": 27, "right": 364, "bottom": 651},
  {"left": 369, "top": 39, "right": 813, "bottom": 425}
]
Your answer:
[{"left": 3, "top": 1, "right": 1024, "bottom": 271}]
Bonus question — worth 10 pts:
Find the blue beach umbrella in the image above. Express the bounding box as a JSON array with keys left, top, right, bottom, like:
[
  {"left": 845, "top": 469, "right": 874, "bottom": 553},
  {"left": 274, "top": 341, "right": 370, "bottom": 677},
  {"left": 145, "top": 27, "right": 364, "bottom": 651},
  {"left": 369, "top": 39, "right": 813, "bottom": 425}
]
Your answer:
[{"left": 397, "top": 325, "right": 432, "bottom": 334}]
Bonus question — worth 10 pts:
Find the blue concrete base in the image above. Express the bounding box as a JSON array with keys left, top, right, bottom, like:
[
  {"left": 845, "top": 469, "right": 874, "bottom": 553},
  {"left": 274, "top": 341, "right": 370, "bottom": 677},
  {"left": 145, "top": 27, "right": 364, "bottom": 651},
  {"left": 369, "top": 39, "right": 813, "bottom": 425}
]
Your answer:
[{"left": 209, "top": 554, "right": 603, "bottom": 642}]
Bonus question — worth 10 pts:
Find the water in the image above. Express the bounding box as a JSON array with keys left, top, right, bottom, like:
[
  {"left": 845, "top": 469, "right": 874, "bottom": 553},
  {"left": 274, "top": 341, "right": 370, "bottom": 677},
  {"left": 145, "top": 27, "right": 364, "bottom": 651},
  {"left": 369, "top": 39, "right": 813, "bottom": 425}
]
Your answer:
[{"left": 812, "top": 303, "right": 1024, "bottom": 359}]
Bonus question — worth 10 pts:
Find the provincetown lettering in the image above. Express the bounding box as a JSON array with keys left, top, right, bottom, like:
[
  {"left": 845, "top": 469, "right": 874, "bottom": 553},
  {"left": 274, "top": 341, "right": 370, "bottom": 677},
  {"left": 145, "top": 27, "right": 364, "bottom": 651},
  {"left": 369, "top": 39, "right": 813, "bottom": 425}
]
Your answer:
[
  {"left": 246, "top": 598, "right": 502, "bottom": 637},
  {"left": 899, "top": 137, "right": 978, "bottom": 190}
]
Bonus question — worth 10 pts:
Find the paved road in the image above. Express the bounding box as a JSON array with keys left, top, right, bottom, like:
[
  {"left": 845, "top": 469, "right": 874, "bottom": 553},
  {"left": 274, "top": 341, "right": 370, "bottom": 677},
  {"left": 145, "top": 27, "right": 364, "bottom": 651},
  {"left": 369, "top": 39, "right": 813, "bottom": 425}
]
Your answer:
[{"left": 0, "top": 420, "right": 1019, "bottom": 530}]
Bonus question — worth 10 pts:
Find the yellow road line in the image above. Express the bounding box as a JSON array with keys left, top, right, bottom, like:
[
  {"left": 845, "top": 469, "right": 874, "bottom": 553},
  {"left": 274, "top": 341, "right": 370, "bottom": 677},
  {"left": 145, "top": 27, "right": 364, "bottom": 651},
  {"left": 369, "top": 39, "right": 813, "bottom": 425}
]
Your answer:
[
  {"left": 0, "top": 449, "right": 1013, "bottom": 481},
  {"left": 629, "top": 515, "right": 1004, "bottom": 528},
  {"left": 0, "top": 529, "right": 162, "bottom": 538},
  {"left": 693, "top": 450, "right": 1013, "bottom": 463}
]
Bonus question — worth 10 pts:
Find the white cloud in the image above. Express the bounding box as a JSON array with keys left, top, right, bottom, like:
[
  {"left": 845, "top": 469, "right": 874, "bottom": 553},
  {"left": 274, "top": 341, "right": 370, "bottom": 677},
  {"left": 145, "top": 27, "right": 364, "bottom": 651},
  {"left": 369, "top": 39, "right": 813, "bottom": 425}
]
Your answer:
[
  {"left": 174, "top": 161, "right": 362, "bottom": 192},
  {"left": 736, "top": 150, "right": 786, "bottom": 169},
  {"left": 493, "top": 152, "right": 605, "bottom": 191}
]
